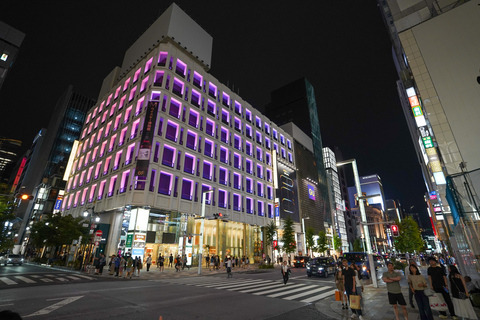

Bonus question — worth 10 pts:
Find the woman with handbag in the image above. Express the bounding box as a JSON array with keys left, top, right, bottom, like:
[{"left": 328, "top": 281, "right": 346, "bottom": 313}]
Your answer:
[
  {"left": 449, "top": 265, "right": 477, "bottom": 320},
  {"left": 335, "top": 265, "right": 348, "bottom": 309},
  {"left": 408, "top": 264, "right": 434, "bottom": 320}
]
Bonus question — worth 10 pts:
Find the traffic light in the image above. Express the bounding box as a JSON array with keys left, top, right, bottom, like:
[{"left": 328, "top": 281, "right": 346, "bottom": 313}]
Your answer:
[
  {"left": 391, "top": 225, "right": 399, "bottom": 237},
  {"left": 16, "top": 194, "right": 33, "bottom": 200},
  {"left": 187, "top": 236, "right": 192, "bottom": 244},
  {"left": 213, "top": 213, "right": 223, "bottom": 219}
]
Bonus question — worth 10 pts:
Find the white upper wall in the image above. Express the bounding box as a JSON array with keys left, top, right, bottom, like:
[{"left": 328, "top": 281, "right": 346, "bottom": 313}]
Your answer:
[
  {"left": 121, "top": 3, "right": 213, "bottom": 75},
  {"left": 280, "top": 122, "right": 313, "bottom": 153}
]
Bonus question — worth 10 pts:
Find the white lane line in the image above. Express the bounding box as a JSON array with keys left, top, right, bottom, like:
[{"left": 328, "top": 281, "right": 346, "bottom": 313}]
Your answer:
[
  {"left": 73, "top": 274, "right": 94, "bottom": 280},
  {"left": 14, "top": 276, "right": 36, "bottom": 283},
  {"left": 0, "top": 277, "right": 17, "bottom": 285},
  {"left": 40, "top": 278, "right": 54, "bottom": 282},
  {"left": 239, "top": 282, "right": 291, "bottom": 293},
  {"left": 202, "top": 279, "right": 262, "bottom": 288},
  {"left": 267, "top": 285, "right": 319, "bottom": 298},
  {"left": 56, "top": 278, "right": 68, "bottom": 281},
  {"left": 0, "top": 303, "right": 14, "bottom": 307},
  {"left": 66, "top": 276, "right": 82, "bottom": 280},
  {"left": 24, "top": 296, "right": 83, "bottom": 318},
  {"left": 300, "top": 289, "right": 337, "bottom": 303},
  {"left": 283, "top": 286, "right": 331, "bottom": 300},
  {"left": 31, "top": 275, "right": 42, "bottom": 278},
  {"left": 214, "top": 280, "right": 273, "bottom": 290},
  {"left": 252, "top": 284, "right": 304, "bottom": 295}
]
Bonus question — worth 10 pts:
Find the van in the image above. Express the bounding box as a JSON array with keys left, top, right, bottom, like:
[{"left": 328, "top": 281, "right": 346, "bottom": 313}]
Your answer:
[{"left": 306, "top": 257, "right": 336, "bottom": 278}]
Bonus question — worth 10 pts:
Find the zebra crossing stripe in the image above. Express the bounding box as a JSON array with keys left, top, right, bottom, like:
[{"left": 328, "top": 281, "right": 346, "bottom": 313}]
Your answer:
[
  {"left": 0, "top": 277, "right": 17, "bottom": 285},
  {"left": 74, "top": 274, "right": 95, "bottom": 280},
  {"left": 40, "top": 278, "right": 54, "bottom": 282},
  {"left": 252, "top": 283, "right": 304, "bottom": 295},
  {"left": 66, "top": 276, "right": 82, "bottom": 280},
  {"left": 56, "top": 278, "right": 68, "bottom": 282},
  {"left": 214, "top": 280, "right": 273, "bottom": 290},
  {"left": 31, "top": 275, "right": 42, "bottom": 278},
  {"left": 227, "top": 281, "right": 279, "bottom": 291},
  {"left": 239, "top": 282, "right": 290, "bottom": 293},
  {"left": 283, "top": 286, "right": 331, "bottom": 300},
  {"left": 300, "top": 289, "right": 337, "bottom": 303},
  {"left": 203, "top": 279, "right": 265, "bottom": 288},
  {"left": 14, "top": 276, "right": 36, "bottom": 283},
  {"left": 267, "top": 284, "right": 318, "bottom": 298}
]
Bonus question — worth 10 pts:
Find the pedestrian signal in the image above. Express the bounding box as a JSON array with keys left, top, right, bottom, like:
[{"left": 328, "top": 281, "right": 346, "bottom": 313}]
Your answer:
[{"left": 391, "top": 225, "right": 399, "bottom": 237}]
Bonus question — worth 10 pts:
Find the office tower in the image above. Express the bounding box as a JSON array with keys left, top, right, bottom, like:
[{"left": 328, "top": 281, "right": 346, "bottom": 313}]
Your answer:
[
  {"left": 0, "top": 137, "right": 21, "bottom": 183},
  {"left": 0, "top": 21, "right": 25, "bottom": 91}
]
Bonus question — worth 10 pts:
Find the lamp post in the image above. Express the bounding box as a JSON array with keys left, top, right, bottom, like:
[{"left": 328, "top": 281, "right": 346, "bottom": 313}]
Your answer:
[
  {"left": 301, "top": 217, "right": 310, "bottom": 256},
  {"left": 336, "top": 159, "right": 378, "bottom": 288},
  {"left": 198, "top": 189, "right": 213, "bottom": 275}
]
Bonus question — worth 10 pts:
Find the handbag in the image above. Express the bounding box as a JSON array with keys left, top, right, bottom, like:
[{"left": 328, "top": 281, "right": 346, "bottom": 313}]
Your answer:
[
  {"left": 452, "top": 278, "right": 468, "bottom": 300},
  {"left": 350, "top": 294, "right": 361, "bottom": 309},
  {"left": 424, "top": 288, "right": 434, "bottom": 297},
  {"left": 429, "top": 294, "right": 448, "bottom": 311},
  {"left": 335, "top": 290, "right": 342, "bottom": 301}
]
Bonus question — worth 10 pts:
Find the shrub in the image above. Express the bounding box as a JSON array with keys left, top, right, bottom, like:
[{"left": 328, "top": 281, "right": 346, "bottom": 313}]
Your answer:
[{"left": 259, "top": 264, "right": 274, "bottom": 269}]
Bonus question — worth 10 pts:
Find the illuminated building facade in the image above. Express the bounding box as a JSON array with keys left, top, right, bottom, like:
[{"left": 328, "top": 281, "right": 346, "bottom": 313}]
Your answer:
[
  {"left": 0, "top": 137, "right": 21, "bottom": 184},
  {"left": 62, "top": 4, "right": 295, "bottom": 264},
  {"left": 0, "top": 21, "right": 25, "bottom": 92}
]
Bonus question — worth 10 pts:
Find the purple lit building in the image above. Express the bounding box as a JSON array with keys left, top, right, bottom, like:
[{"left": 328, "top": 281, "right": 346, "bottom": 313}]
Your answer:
[{"left": 62, "top": 4, "right": 295, "bottom": 264}]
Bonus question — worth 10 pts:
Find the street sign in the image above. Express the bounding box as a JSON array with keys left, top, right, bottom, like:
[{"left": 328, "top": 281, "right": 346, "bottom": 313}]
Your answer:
[
  {"left": 95, "top": 230, "right": 103, "bottom": 237},
  {"left": 94, "top": 241, "right": 99, "bottom": 246}
]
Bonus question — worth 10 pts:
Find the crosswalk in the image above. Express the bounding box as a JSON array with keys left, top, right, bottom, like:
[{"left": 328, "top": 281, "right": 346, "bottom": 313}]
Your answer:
[
  {"left": 0, "top": 273, "right": 96, "bottom": 286},
  {"left": 151, "top": 276, "right": 337, "bottom": 303}
]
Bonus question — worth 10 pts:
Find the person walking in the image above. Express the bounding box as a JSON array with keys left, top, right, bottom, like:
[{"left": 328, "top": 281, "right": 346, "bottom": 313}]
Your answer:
[
  {"left": 281, "top": 261, "right": 290, "bottom": 285},
  {"left": 146, "top": 254, "right": 152, "bottom": 272},
  {"left": 408, "top": 264, "right": 434, "bottom": 320},
  {"left": 405, "top": 259, "right": 418, "bottom": 308},
  {"left": 342, "top": 259, "right": 363, "bottom": 320},
  {"left": 209, "top": 255, "right": 215, "bottom": 271},
  {"left": 205, "top": 255, "right": 210, "bottom": 268},
  {"left": 169, "top": 254, "right": 173, "bottom": 268},
  {"left": 382, "top": 261, "right": 408, "bottom": 320},
  {"left": 428, "top": 258, "right": 456, "bottom": 319},
  {"left": 335, "top": 265, "right": 348, "bottom": 309},
  {"left": 175, "top": 255, "right": 181, "bottom": 272},
  {"left": 136, "top": 257, "right": 143, "bottom": 276},
  {"left": 226, "top": 257, "right": 233, "bottom": 278},
  {"left": 157, "top": 253, "right": 162, "bottom": 269},
  {"left": 448, "top": 265, "right": 477, "bottom": 320}
]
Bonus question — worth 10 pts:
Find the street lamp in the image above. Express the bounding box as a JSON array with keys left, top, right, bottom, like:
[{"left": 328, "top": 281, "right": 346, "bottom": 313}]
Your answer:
[
  {"left": 198, "top": 189, "right": 213, "bottom": 275},
  {"left": 301, "top": 217, "right": 310, "bottom": 256},
  {"left": 336, "top": 159, "right": 378, "bottom": 288}
]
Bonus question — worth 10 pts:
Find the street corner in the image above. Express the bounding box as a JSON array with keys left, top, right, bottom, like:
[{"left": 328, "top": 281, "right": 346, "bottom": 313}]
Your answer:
[{"left": 314, "top": 297, "right": 354, "bottom": 320}]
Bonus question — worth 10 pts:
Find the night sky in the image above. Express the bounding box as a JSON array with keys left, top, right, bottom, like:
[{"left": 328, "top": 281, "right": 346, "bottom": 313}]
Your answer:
[{"left": 0, "top": 1, "right": 430, "bottom": 229}]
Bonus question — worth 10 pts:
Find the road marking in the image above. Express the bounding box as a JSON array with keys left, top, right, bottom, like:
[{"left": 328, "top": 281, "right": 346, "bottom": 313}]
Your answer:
[
  {"left": 31, "top": 275, "right": 42, "bottom": 278},
  {"left": 40, "top": 278, "right": 54, "bottom": 282},
  {"left": 239, "top": 282, "right": 290, "bottom": 293},
  {"left": 14, "top": 276, "right": 36, "bottom": 283},
  {"left": 24, "top": 296, "right": 83, "bottom": 318},
  {"left": 66, "top": 276, "right": 82, "bottom": 280},
  {"left": 56, "top": 278, "right": 68, "bottom": 281},
  {"left": 214, "top": 280, "right": 273, "bottom": 290},
  {"left": 300, "top": 289, "right": 337, "bottom": 303},
  {"left": 283, "top": 286, "right": 331, "bottom": 300},
  {"left": 267, "top": 284, "right": 319, "bottom": 298},
  {"left": 75, "top": 274, "right": 95, "bottom": 280},
  {"left": 0, "top": 277, "right": 17, "bottom": 285},
  {"left": 202, "top": 279, "right": 261, "bottom": 288},
  {"left": 0, "top": 303, "right": 14, "bottom": 307},
  {"left": 252, "top": 283, "right": 304, "bottom": 295}
]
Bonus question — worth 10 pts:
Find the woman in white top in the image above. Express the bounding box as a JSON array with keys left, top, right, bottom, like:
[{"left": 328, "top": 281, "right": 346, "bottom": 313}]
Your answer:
[
  {"left": 281, "top": 261, "right": 290, "bottom": 285},
  {"left": 353, "top": 264, "right": 364, "bottom": 310}
]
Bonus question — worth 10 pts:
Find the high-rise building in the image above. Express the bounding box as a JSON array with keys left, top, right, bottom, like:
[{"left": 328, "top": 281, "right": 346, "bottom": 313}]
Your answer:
[
  {"left": 0, "top": 137, "right": 21, "bottom": 184},
  {"left": 0, "top": 21, "right": 25, "bottom": 91},
  {"left": 62, "top": 4, "right": 296, "bottom": 263},
  {"left": 378, "top": 0, "right": 480, "bottom": 275}
]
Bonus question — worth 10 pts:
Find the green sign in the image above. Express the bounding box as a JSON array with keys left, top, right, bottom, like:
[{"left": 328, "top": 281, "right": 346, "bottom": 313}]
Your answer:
[
  {"left": 422, "top": 136, "right": 434, "bottom": 149},
  {"left": 412, "top": 106, "right": 423, "bottom": 117},
  {"left": 126, "top": 234, "right": 133, "bottom": 248}
]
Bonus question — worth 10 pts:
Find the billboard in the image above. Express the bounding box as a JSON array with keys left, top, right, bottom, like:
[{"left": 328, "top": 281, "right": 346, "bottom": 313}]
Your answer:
[
  {"left": 276, "top": 162, "right": 299, "bottom": 222},
  {"left": 308, "top": 184, "right": 315, "bottom": 201},
  {"left": 135, "top": 101, "right": 159, "bottom": 178}
]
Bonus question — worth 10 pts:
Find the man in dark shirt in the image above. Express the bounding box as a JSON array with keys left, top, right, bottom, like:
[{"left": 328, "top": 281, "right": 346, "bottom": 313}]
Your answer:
[
  {"left": 342, "top": 259, "right": 363, "bottom": 319},
  {"left": 427, "top": 258, "right": 456, "bottom": 319}
]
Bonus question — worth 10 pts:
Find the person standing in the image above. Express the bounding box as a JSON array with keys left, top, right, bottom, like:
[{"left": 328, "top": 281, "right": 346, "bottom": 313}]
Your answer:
[
  {"left": 146, "top": 254, "right": 152, "bottom": 272},
  {"left": 428, "top": 258, "right": 456, "bottom": 319},
  {"left": 205, "top": 255, "right": 210, "bottom": 268},
  {"left": 408, "top": 264, "right": 434, "bottom": 320},
  {"left": 125, "top": 255, "right": 134, "bottom": 279},
  {"left": 119, "top": 255, "right": 126, "bottom": 277},
  {"left": 335, "top": 265, "right": 348, "bottom": 309},
  {"left": 382, "top": 262, "right": 408, "bottom": 320},
  {"left": 281, "top": 261, "right": 290, "bottom": 285},
  {"left": 342, "top": 259, "right": 363, "bottom": 320},
  {"left": 169, "top": 254, "right": 173, "bottom": 268},
  {"left": 114, "top": 255, "right": 121, "bottom": 277},
  {"left": 405, "top": 259, "right": 418, "bottom": 308},
  {"left": 353, "top": 264, "right": 364, "bottom": 309},
  {"left": 157, "top": 253, "right": 161, "bottom": 268},
  {"left": 226, "top": 257, "right": 233, "bottom": 278},
  {"left": 98, "top": 254, "right": 106, "bottom": 275},
  {"left": 159, "top": 254, "right": 165, "bottom": 272},
  {"left": 108, "top": 255, "right": 115, "bottom": 275},
  {"left": 448, "top": 265, "right": 476, "bottom": 320}
]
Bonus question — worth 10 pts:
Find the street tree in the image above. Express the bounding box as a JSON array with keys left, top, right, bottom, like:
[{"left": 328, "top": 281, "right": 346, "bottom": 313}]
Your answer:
[
  {"left": 305, "top": 227, "right": 316, "bottom": 256},
  {"left": 353, "top": 238, "right": 363, "bottom": 252},
  {"left": 0, "top": 191, "right": 15, "bottom": 252},
  {"left": 281, "top": 216, "right": 296, "bottom": 255},
  {"left": 332, "top": 233, "right": 342, "bottom": 252},
  {"left": 264, "top": 221, "right": 277, "bottom": 264},
  {"left": 394, "top": 216, "right": 424, "bottom": 253},
  {"left": 317, "top": 231, "right": 328, "bottom": 254}
]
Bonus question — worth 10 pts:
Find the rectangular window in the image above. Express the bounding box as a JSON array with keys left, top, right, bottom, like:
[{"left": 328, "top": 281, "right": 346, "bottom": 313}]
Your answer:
[
  {"left": 158, "top": 171, "right": 173, "bottom": 195},
  {"left": 193, "top": 71, "right": 203, "bottom": 89},
  {"left": 114, "top": 114, "right": 122, "bottom": 131},
  {"left": 268, "top": 204, "right": 273, "bottom": 218},
  {"left": 246, "top": 197, "right": 253, "bottom": 214},
  {"left": 104, "top": 156, "right": 112, "bottom": 175},
  {"left": 258, "top": 200, "right": 264, "bottom": 217},
  {"left": 245, "top": 109, "right": 252, "bottom": 122},
  {"left": 98, "top": 180, "right": 107, "bottom": 200},
  {"left": 173, "top": 78, "right": 184, "bottom": 97},
  {"left": 99, "top": 101, "right": 105, "bottom": 112},
  {"left": 280, "top": 134, "right": 285, "bottom": 145},
  {"left": 265, "top": 137, "right": 271, "bottom": 150},
  {"left": 273, "top": 128, "right": 278, "bottom": 140},
  {"left": 202, "top": 160, "right": 212, "bottom": 180},
  {"left": 217, "top": 147, "right": 227, "bottom": 164},
  {"left": 119, "top": 127, "right": 128, "bottom": 146},
  {"left": 233, "top": 194, "right": 241, "bottom": 211},
  {"left": 108, "top": 175, "right": 117, "bottom": 197},
  {"left": 181, "top": 178, "right": 193, "bottom": 200},
  {"left": 221, "top": 109, "right": 229, "bottom": 125},
  {"left": 233, "top": 153, "right": 241, "bottom": 170},
  {"left": 169, "top": 98, "right": 181, "bottom": 118},
  {"left": 267, "top": 186, "right": 273, "bottom": 200},
  {"left": 233, "top": 173, "right": 241, "bottom": 190},
  {"left": 281, "top": 148, "right": 286, "bottom": 159},
  {"left": 204, "top": 139, "right": 213, "bottom": 158},
  {"left": 287, "top": 139, "right": 292, "bottom": 149},
  {"left": 86, "top": 113, "right": 92, "bottom": 124},
  {"left": 114, "top": 150, "right": 122, "bottom": 170},
  {"left": 144, "top": 57, "right": 153, "bottom": 73},
  {"left": 184, "top": 153, "right": 195, "bottom": 174},
  {"left": 205, "top": 118, "right": 214, "bottom": 137},
  {"left": 131, "top": 119, "right": 140, "bottom": 139},
  {"left": 108, "top": 134, "right": 117, "bottom": 152},
  {"left": 162, "top": 145, "right": 176, "bottom": 167},
  {"left": 201, "top": 185, "right": 213, "bottom": 204},
  {"left": 158, "top": 51, "right": 168, "bottom": 66},
  {"left": 273, "top": 143, "right": 279, "bottom": 154},
  {"left": 288, "top": 152, "right": 293, "bottom": 163},
  {"left": 234, "top": 117, "right": 241, "bottom": 132},
  {"left": 246, "top": 178, "right": 253, "bottom": 194},
  {"left": 86, "top": 166, "right": 93, "bottom": 183},
  {"left": 245, "top": 124, "right": 252, "bottom": 139},
  {"left": 125, "top": 143, "right": 135, "bottom": 165},
  {"left": 175, "top": 59, "right": 186, "bottom": 77},
  {"left": 222, "top": 92, "right": 230, "bottom": 107},
  {"left": 219, "top": 167, "right": 227, "bottom": 185},
  {"left": 245, "top": 141, "right": 252, "bottom": 156},
  {"left": 124, "top": 105, "right": 132, "bottom": 123},
  {"left": 89, "top": 184, "right": 97, "bottom": 203},
  {"left": 119, "top": 95, "right": 126, "bottom": 110},
  {"left": 73, "top": 191, "right": 80, "bottom": 208},
  {"left": 218, "top": 189, "right": 227, "bottom": 208},
  {"left": 149, "top": 169, "right": 156, "bottom": 192},
  {"left": 135, "top": 97, "right": 145, "bottom": 116},
  {"left": 129, "top": 86, "right": 137, "bottom": 101},
  {"left": 166, "top": 120, "right": 179, "bottom": 142},
  {"left": 264, "top": 123, "right": 270, "bottom": 134},
  {"left": 255, "top": 116, "right": 262, "bottom": 129},
  {"left": 207, "top": 100, "right": 216, "bottom": 117},
  {"left": 120, "top": 170, "right": 130, "bottom": 193},
  {"left": 234, "top": 101, "right": 241, "bottom": 115},
  {"left": 256, "top": 131, "right": 262, "bottom": 144},
  {"left": 100, "top": 141, "right": 107, "bottom": 157},
  {"left": 191, "top": 89, "right": 200, "bottom": 107},
  {"left": 73, "top": 174, "right": 79, "bottom": 190},
  {"left": 105, "top": 121, "right": 112, "bottom": 137},
  {"left": 257, "top": 164, "right": 263, "bottom": 178},
  {"left": 94, "top": 161, "right": 102, "bottom": 180},
  {"left": 186, "top": 130, "right": 197, "bottom": 150},
  {"left": 188, "top": 109, "right": 199, "bottom": 128},
  {"left": 245, "top": 159, "right": 253, "bottom": 174},
  {"left": 256, "top": 147, "right": 262, "bottom": 161},
  {"left": 154, "top": 70, "right": 164, "bottom": 87},
  {"left": 234, "top": 134, "right": 241, "bottom": 151},
  {"left": 79, "top": 170, "right": 86, "bottom": 187},
  {"left": 257, "top": 182, "right": 264, "bottom": 197},
  {"left": 220, "top": 127, "right": 229, "bottom": 144},
  {"left": 208, "top": 82, "right": 217, "bottom": 98},
  {"left": 266, "top": 169, "right": 272, "bottom": 182},
  {"left": 110, "top": 103, "right": 117, "bottom": 118}
]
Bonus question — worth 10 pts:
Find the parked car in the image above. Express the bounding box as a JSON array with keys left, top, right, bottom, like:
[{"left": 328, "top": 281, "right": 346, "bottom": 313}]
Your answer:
[
  {"left": 306, "top": 257, "right": 336, "bottom": 278},
  {"left": 373, "top": 254, "right": 385, "bottom": 267},
  {"left": 293, "top": 256, "right": 311, "bottom": 268},
  {"left": 0, "top": 254, "right": 24, "bottom": 266},
  {"left": 338, "top": 252, "right": 370, "bottom": 278}
]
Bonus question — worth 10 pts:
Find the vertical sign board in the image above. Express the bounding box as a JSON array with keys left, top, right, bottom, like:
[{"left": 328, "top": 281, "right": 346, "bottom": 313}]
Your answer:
[
  {"left": 276, "top": 162, "right": 299, "bottom": 222},
  {"left": 135, "top": 101, "right": 159, "bottom": 178},
  {"left": 308, "top": 184, "right": 316, "bottom": 201}
]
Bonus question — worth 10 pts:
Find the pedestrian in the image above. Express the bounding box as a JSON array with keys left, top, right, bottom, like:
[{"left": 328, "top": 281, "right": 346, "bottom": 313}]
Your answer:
[
  {"left": 226, "top": 257, "right": 233, "bottom": 278},
  {"left": 108, "top": 255, "right": 116, "bottom": 275},
  {"left": 427, "top": 258, "right": 456, "bottom": 319},
  {"left": 157, "top": 253, "right": 161, "bottom": 268},
  {"left": 210, "top": 255, "right": 215, "bottom": 270},
  {"left": 125, "top": 255, "right": 134, "bottom": 279},
  {"left": 405, "top": 259, "right": 418, "bottom": 308},
  {"left": 119, "top": 255, "right": 126, "bottom": 277},
  {"left": 246, "top": 256, "right": 249, "bottom": 267},
  {"left": 241, "top": 256, "right": 245, "bottom": 269},
  {"left": 175, "top": 255, "right": 181, "bottom": 272},
  {"left": 159, "top": 254, "right": 165, "bottom": 272},
  {"left": 169, "top": 254, "right": 173, "bottom": 267},
  {"left": 335, "top": 265, "right": 348, "bottom": 309},
  {"left": 353, "top": 264, "right": 365, "bottom": 310},
  {"left": 205, "top": 255, "right": 210, "bottom": 268},
  {"left": 136, "top": 257, "right": 143, "bottom": 276},
  {"left": 77, "top": 252, "right": 84, "bottom": 271},
  {"left": 114, "top": 254, "right": 121, "bottom": 277},
  {"left": 342, "top": 259, "right": 363, "bottom": 320},
  {"left": 266, "top": 255, "right": 271, "bottom": 265},
  {"left": 281, "top": 260, "right": 290, "bottom": 285},
  {"left": 448, "top": 265, "right": 476, "bottom": 320},
  {"left": 93, "top": 255, "right": 100, "bottom": 274},
  {"left": 408, "top": 264, "right": 434, "bottom": 320},
  {"left": 235, "top": 256, "right": 239, "bottom": 267},
  {"left": 382, "top": 261, "right": 408, "bottom": 320},
  {"left": 146, "top": 254, "right": 152, "bottom": 272}
]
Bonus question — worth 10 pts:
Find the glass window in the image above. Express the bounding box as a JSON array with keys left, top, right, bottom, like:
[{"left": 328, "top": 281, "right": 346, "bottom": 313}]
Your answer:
[
  {"left": 245, "top": 109, "right": 252, "bottom": 122},
  {"left": 234, "top": 134, "right": 242, "bottom": 151},
  {"left": 233, "top": 173, "right": 241, "bottom": 190},
  {"left": 222, "top": 92, "right": 230, "bottom": 107},
  {"left": 246, "top": 197, "right": 253, "bottom": 214},
  {"left": 234, "top": 101, "right": 241, "bottom": 115},
  {"left": 166, "top": 120, "right": 179, "bottom": 142},
  {"left": 208, "top": 82, "right": 217, "bottom": 98},
  {"left": 245, "top": 125, "right": 252, "bottom": 139},
  {"left": 219, "top": 167, "right": 227, "bottom": 185},
  {"left": 203, "top": 161, "right": 212, "bottom": 180},
  {"left": 257, "top": 164, "right": 263, "bottom": 178},
  {"left": 204, "top": 139, "right": 213, "bottom": 158},
  {"left": 258, "top": 201, "right": 264, "bottom": 216},
  {"left": 120, "top": 170, "right": 130, "bottom": 193},
  {"left": 264, "top": 123, "right": 270, "bottom": 134},
  {"left": 162, "top": 145, "right": 176, "bottom": 167},
  {"left": 220, "top": 147, "right": 228, "bottom": 164},
  {"left": 256, "top": 131, "right": 262, "bottom": 144},
  {"left": 245, "top": 141, "right": 252, "bottom": 156},
  {"left": 207, "top": 100, "right": 216, "bottom": 117},
  {"left": 191, "top": 89, "right": 200, "bottom": 107},
  {"left": 288, "top": 152, "right": 293, "bottom": 163},
  {"left": 220, "top": 127, "right": 229, "bottom": 144},
  {"left": 193, "top": 71, "right": 203, "bottom": 89},
  {"left": 255, "top": 116, "right": 262, "bottom": 129},
  {"left": 181, "top": 178, "right": 193, "bottom": 200},
  {"left": 233, "top": 194, "right": 241, "bottom": 211},
  {"left": 218, "top": 189, "right": 227, "bottom": 208},
  {"left": 246, "top": 178, "right": 253, "bottom": 193},
  {"left": 257, "top": 182, "right": 264, "bottom": 197},
  {"left": 175, "top": 59, "right": 187, "bottom": 77},
  {"left": 169, "top": 98, "right": 181, "bottom": 118},
  {"left": 205, "top": 118, "right": 214, "bottom": 137},
  {"left": 188, "top": 109, "right": 199, "bottom": 128},
  {"left": 133, "top": 68, "right": 141, "bottom": 83},
  {"left": 184, "top": 153, "right": 195, "bottom": 174},
  {"left": 245, "top": 159, "right": 253, "bottom": 174},
  {"left": 256, "top": 147, "right": 262, "bottom": 161},
  {"left": 273, "top": 129, "right": 278, "bottom": 140},
  {"left": 158, "top": 52, "right": 168, "bottom": 66},
  {"left": 233, "top": 153, "right": 241, "bottom": 170},
  {"left": 186, "top": 130, "right": 197, "bottom": 150},
  {"left": 173, "top": 78, "right": 184, "bottom": 97},
  {"left": 267, "top": 186, "right": 273, "bottom": 200},
  {"left": 221, "top": 109, "right": 229, "bottom": 125},
  {"left": 158, "top": 171, "right": 173, "bottom": 195},
  {"left": 287, "top": 139, "right": 292, "bottom": 149}
]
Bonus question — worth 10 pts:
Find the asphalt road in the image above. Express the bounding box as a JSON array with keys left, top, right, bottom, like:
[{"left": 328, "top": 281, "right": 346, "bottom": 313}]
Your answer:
[{"left": 0, "top": 265, "right": 338, "bottom": 320}]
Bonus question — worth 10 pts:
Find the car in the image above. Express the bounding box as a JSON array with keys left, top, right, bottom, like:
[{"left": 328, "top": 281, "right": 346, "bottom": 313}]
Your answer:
[
  {"left": 306, "top": 257, "right": 336, "bottom": 278},
  {"left": 373, "top": 254, "right": 385, "bottom": 267},
  {"left": 293, "top": 256, "right": 311, "bottom": 268},
  {"left": 397, "top": 254, "right": 407, "bottom": 264},
  {"left": 0, "top": 254, "right": 24, "bottom": 266}
]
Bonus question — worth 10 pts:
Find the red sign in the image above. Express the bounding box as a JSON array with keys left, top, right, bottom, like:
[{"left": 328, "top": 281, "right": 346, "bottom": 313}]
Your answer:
[
  {"left": 95, "top": 230, "right": 103, "bottom": 237},
  {"left": 273, "top": 240, "right": 278, "bottom": 248},
  {"left": 94, "top": 241, "right": 99, "bottom": 246}
]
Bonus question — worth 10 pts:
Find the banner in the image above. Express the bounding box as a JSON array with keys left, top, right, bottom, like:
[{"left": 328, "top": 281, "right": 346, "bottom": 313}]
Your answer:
[{"left": 135, "top": 101, "right": 159, "bottom": 178}]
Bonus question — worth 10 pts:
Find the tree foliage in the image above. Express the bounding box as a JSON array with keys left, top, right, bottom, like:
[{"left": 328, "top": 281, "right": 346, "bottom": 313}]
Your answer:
[
  {"left": 281, "top": 216, "right": 296, "bottom": 255},
  {"left": 353, "top": 238, "right": 363, "bottom": 252},
  {"left": 0, "top": 192, "right": 15, "bottom": 252},
  {"left": 317, "top": 231, "right": 328, "bottom": 254},
  {"left": 394, "top": 216, "right": 424, "bottom": 253},
  {"left": 264, "top": 221, "right": 277, "bottom": 263},
  {"left": 30, "top": 214, "right": 89, "bottom": 249},
  {"left": 332, "top": 233, "right": 342, "bottom": 251},
  {"left": 305, "top": 227, "right": 316, "bottom": 256}
]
